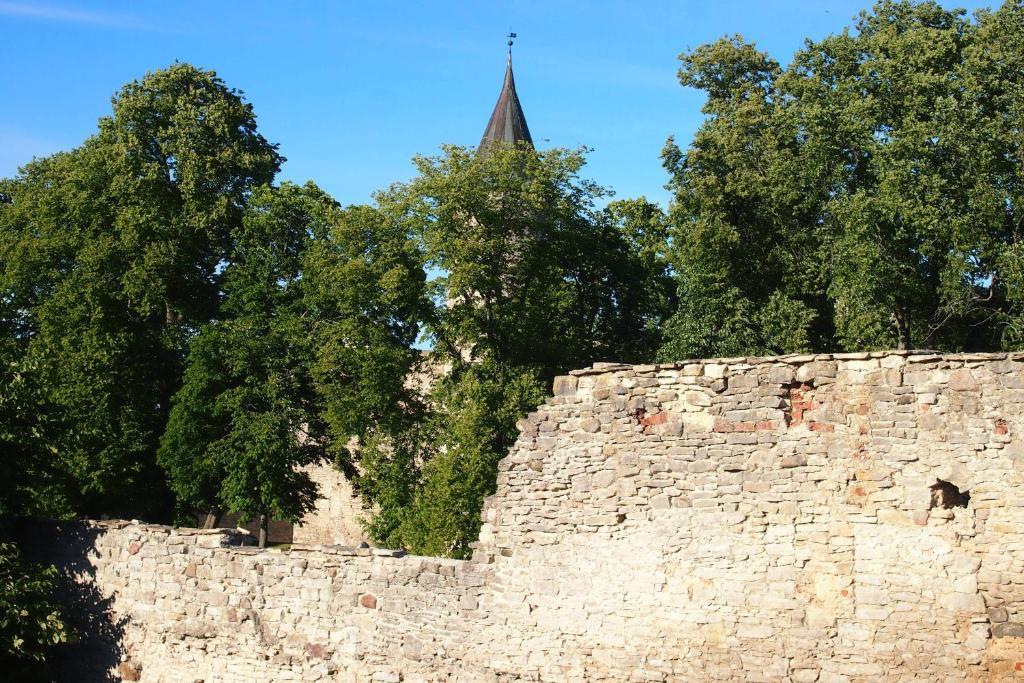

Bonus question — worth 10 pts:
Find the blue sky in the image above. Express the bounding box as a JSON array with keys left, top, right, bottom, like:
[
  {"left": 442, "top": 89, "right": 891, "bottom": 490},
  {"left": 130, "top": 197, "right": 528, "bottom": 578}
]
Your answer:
[{"left": 0, "top": 0, "right": 993, "bottom": 209}]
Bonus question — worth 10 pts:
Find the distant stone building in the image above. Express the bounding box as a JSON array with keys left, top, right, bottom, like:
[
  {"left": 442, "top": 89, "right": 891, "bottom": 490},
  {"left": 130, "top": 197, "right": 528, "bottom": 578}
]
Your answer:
[{"left": 291, "top": 462, "right": 368, "bottom": 545}]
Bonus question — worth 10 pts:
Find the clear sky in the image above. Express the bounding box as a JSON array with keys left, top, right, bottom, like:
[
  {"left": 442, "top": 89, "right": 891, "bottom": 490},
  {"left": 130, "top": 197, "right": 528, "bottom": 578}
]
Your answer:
[{"left": 0, "top": 0, "right": 994, "bottom": 209}]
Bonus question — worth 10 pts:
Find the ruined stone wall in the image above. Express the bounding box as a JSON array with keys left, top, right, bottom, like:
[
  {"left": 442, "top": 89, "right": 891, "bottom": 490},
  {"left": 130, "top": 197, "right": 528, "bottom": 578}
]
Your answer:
[
  {"left": 24, "top": 520, "right": 489, "bottom": 682},
  {"left": 26, "top": 352, "right": 1024, "bottom": 681},
  {"left": 471, "top": 351, "right": 1024, "bottom": 680}
]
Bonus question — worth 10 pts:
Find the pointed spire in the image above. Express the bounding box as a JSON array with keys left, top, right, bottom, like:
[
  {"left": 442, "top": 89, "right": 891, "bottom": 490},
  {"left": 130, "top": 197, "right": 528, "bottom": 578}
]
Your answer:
[{"left": 479, "top": 33, "right": 533, "bottom": 149}]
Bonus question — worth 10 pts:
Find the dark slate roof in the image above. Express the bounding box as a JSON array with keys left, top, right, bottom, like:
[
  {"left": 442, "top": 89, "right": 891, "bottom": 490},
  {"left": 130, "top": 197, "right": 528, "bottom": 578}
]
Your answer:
[{"left": 479, "top": 53, "right": 533, "bottom": 148}]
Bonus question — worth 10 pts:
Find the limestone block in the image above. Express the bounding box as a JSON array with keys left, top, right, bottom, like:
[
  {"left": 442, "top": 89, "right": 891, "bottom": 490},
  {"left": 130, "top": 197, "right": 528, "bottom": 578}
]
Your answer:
[
  {"left": 992, "top": 622, "right": 1024, "bottom": 638},
  {"left": 704, "top": 364, "right": 726, "bottom": 379},
  {"left": 681, "top": 412, "right": 716, "bottom": 433},
  {"left": 949, "top": 369, "right": 980, "bottom": 391},
  {"left": 804, "top": 604, "right": 837, "bottom": 628},
  {"left": 552, "top": 375, "right": 578, "bottom": 396},
  {"left": 989, "top": 607, "right": 1009, "bottom": 623}
]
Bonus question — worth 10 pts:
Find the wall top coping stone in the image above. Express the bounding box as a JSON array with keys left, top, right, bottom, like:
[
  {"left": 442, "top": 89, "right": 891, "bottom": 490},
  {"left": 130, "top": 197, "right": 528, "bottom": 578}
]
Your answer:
[
  {"left": 565, "top": 350, "right": 1024, "bottom": 377},
  {"left": 23, "top": 519, "right": 466, "bottom": 566}
]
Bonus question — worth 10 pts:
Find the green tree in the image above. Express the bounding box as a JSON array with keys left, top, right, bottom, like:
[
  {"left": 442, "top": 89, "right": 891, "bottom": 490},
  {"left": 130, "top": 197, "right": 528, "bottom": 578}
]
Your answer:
[
  {"left": 660, "top": 1, "right": 1024, "bottom": 357},
  {"left": 405, "top": 144, "right": 607, "bottom": 369},
  {"left": 377, "top": 144, "right": 601, "bottom": 556},
  {"left": 0, "top": 63, "right": 281, "bottom": 519},
  {"left": 957, "top": 1, "right": 1024, "bottom": 346},
  {"left": 159, "top": 183, "right": 324, "bottom": 546},
  {"left": 0, "top": 321, "right": 72, "bottom": 674},
  {"left": 581, "top": 198, "right": 676, "bottom": 363},
  {"left": 0, "top": 542, "right": 72, "bottom": 677},
  {"left": 788, "top": 0, "right": 979, "bottom": 349},
  {"left": 399, "top": 361, "right": 546, "bottom": 557},
  {"left": 159, "top": 183, "right": 430, "bottom": 546},
  {"left": 302, "top": 202, "right": 430, "bottom": 547},
  {"left": 360, "top": 143, "right": 668, "bottom": 556},
  {"left": 659, "top": 36, "right": 822, "bottom": 361}
]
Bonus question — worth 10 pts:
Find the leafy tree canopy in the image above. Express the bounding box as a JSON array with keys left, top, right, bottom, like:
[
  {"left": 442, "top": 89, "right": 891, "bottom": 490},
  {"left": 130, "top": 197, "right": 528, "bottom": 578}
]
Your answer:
[
  {"left": 359, "top": 143, "right": 672, "bottom": 556},
  {"left": 660, "top": 0, "right": 1024, "bottom": 359},
  {"left": 0, "top": 63, "right": 282, "bottom": 520},
  {"left": 160, "top": 180, "right": 431, "bottom": 545}
]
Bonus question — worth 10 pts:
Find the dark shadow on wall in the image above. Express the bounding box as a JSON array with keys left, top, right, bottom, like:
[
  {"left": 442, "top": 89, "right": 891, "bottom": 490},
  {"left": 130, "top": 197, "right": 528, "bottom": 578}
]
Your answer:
[
  {"left": 930, "top": 480, "right": 970, "bottom": 509},
  {"left": 14, "top": 520, "right": 128, "bottom": 683}
]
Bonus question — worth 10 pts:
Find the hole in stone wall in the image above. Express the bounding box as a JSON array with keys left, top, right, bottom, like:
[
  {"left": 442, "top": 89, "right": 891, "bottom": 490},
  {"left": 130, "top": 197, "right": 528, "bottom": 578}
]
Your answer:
[{"left": 930, "top": 480, "right": 970, "bottom": 509}]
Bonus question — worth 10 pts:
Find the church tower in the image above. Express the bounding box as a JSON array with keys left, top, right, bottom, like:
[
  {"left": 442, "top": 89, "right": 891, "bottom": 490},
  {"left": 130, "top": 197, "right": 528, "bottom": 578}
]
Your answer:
[{"left": 480, "top": 35, "right": 533, "bottom": 148}]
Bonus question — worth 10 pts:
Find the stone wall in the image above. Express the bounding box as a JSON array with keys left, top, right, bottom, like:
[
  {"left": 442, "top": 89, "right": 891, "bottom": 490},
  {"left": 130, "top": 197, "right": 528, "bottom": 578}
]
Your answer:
[
  {"left": 23, "top": 521, "right": 489, "bottom": 681},
  {"left": 292, "top": 464, "right": 368, "bottom": 546},
  {"left": 25, "top": 352, "right": 1024, "bottom": 681},
  {"left": 472, "top": 351, "right": 1024, "bottom": 680}
]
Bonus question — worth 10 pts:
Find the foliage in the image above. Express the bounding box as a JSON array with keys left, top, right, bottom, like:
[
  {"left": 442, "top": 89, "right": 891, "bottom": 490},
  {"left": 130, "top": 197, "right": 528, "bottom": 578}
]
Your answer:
[
  {"left": 302, "top": 201, "right": 430, "bottom": 546},
  {"left": 659, "top": 34, "right": 824, "bottom": 361},
  {"left": 0, "top": 366, "right": 71, "bottom": 674},
  {"left": 303, "top": 203, "right": 429, "bottom": 473},
  {"left": 589, "top": 198, "right": 676, "bottom": 362},
  {"left": 659, "top": 278, "right": 818, "bottom": 361},
  {"left": 398, "top": 362, "right": 546, "bottom": 558},
  {"left": 0, "top": 63, "right": 281, "bottom": 520},
  {"left": 357, "top": 143, "right": 670, "bottom": 556},
  {"left": 0, "top": 62, "right": 435, "bottom": 551},
  {"left": 403, "top": 143, "right": 601, "bottom": 368},
  {"left": 959, "top": 1, "right": 1024, "bottom": 347},
  {"left": 660, "top": 0, "right": 1024, "bottom": 357},
  {"left": 158, "top": 183, "right": 328, "bottom": 538},
  {"left": 0, "top": 542, "right": 72, "bottom": 674},
  {"left": 0, "top": 340, "right": 71, "bottom": 672},
  {"left": 158, "top": 182, "right": 430, "bottom": 543},
  {"left": 0, "top": 344, "right": 66, "bottom": 519},
  {"left": 390, "top": 143, "right": 670, "bottom": 370}
]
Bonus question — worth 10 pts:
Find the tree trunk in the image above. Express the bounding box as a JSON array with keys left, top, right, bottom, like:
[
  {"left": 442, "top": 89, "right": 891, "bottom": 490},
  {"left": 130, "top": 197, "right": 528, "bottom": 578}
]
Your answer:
[
  {"left": 893, "top": 306, "right": 912, "bottom": 350},
  {"left": 164, "top": 302, "right": 181, "bottom": 327},
  {"left": 258, "top": 514, "right": 268, "bottom": 548}
]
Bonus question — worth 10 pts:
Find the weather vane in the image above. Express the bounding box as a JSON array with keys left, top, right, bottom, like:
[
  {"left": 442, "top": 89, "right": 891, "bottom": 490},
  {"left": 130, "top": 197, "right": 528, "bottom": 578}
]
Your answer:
[{"left": 507, "top": 31, "right": 516, "bottom": 50}]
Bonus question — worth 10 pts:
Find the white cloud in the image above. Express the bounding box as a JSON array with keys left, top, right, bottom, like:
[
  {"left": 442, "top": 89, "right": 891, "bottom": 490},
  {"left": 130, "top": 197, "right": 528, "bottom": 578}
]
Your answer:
[{"left": 0, "top": 1, "right": 146, "bottom": 29}]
